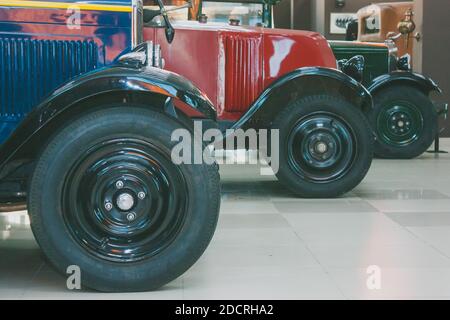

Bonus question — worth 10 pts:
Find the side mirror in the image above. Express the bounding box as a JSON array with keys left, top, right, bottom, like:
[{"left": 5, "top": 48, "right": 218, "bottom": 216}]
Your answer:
[
  {"left": 160, "top": 10, "right": 175, "bottom": 44},
  {"left": 146, "top": 0, "right": 192, "bottom": 44}
]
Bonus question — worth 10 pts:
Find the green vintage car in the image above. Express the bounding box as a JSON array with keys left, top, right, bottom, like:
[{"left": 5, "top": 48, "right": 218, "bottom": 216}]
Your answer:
[
  {"left": 330, "top": 40, "right": 445, "bottom": 159},
  {"left": 195, "top": 0, "right": 447, "bottom": 159}
]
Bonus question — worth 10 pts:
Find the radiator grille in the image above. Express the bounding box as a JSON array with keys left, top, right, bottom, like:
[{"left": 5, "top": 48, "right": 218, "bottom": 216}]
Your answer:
[
  {"left": 0, "top": 37, "right": 99, "bottom": 143},
  {"left": 224, "top": 34, "right": 263, "bottom": 113}
]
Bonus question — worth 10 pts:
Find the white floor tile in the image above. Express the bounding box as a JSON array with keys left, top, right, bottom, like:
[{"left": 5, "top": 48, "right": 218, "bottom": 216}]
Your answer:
[{"left": 283, "top": 212, "right": 421, "bottom": 246}]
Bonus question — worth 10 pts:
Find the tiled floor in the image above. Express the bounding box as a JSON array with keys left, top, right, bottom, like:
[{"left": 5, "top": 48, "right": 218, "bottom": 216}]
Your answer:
[{"left": 2, "top": 140, "right": 450, "bottom": 299}]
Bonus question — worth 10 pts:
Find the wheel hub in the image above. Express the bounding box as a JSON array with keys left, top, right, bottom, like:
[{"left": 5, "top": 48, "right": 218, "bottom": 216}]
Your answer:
[
  {"left": 306, "top": 133, "right": 336, "bottom": 164},
  {"left": 388, "top": 112, "right": 412, "bottom": 135},
  {"left": 62, "top": 139, "right": 188, "bottom": 263},
  {"left": 116, "top": 192, "right": 135, "bottom": 211},
  {"left": 378, "top": 102, "right": 424, "bottom": 147},
  {"left": 315, "top": 141, "right": 328, "bottom": 154},
  {"left": 287, "top": 112, "right": 356, "bottom": 183}
]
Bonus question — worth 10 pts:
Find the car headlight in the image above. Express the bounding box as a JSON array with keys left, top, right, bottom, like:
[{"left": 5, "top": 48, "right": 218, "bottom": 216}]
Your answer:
[{"left": 338, "top": 55, "right": 365, "bottom": 83}]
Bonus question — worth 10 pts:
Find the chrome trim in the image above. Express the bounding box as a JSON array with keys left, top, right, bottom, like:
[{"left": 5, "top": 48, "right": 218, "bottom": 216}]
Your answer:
[
  {"left": 131, "top": 0, "right": 143, "bottom": 48},
  {"left": 385, "top": 40, "right": 398, "bottom": 56},
  {"left": 154, "top": 43, "right": 162, "bottom": 68},
  {"left": 385, "top": 39, "right": 399, "bottom": 72},
  {"left": 147, "top": 41, "right": 154, "bottom": 66},
  {"left": 118, "top": 51, "right": 147, "bottom": 66}
]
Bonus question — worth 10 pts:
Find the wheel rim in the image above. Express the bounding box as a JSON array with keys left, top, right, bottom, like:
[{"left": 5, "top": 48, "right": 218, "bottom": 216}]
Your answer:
[
  {"left": 287, "top": 112, "right": 357, "bottom": 183},
  {"left": 62, "top": 138, "right": 188, "bottom": 263},
  {"left": 377, "top": 101, "right": 424, "bottom": 147}
]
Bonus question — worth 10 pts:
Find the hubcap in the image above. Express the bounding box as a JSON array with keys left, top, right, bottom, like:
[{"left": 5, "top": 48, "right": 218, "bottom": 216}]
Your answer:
[
  {"left": 116, "top": 192, "right": 135, "bottom": 211},
  {"left": 377, "top": 102, "right": 424, "bottom": 147},
  {"left": 315, "top": 142, "right": 328, "bottom": 154},
  {"left": 62, "top": 138, "right": 188, "bottom": 263},
  {"left": 287, "top": 112, "right": 356, "bottom": 183}
]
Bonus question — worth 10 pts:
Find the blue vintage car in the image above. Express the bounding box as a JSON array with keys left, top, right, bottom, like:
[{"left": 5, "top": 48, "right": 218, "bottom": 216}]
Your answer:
[{"left": 0, "top": 0, "right": 220, "bottom": 292}]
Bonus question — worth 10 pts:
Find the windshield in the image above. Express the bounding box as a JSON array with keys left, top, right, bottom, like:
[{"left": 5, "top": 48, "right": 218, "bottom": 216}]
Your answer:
[
  {"left": 202, "top": 2, "right": 264, "bottom": 26},
  {"left": 144, "top": 0, "right": 267, "bottom": 26},
  {"left": 143, "top": 0, "right": 189, "bottom": 25}
]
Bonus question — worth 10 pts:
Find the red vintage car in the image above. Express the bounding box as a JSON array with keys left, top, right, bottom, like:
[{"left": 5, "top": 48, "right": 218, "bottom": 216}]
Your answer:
[{"left": 143, "top": 0, "right": 373, "bottom": 198}]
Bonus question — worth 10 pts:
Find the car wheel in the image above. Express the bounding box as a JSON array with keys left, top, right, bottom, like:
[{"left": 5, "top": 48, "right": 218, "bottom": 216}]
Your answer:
[
  {"left": 370, "top": 85, "right": 437, "bottom": 159},
  {"left": 271, "top": 95, "right": 373, "bottom": 198},
  {"left": 28, "top": 106, "right": 220, "bottom": 292}
]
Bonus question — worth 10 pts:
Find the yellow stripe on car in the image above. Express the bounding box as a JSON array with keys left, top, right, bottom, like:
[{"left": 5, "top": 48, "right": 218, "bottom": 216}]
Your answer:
[{"left": 0, "top": 0, "right": 132, "bottom": 12}]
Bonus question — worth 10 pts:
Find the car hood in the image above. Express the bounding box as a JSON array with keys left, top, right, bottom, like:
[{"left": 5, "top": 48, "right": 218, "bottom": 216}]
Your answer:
[
  {"left": 329, "top": 40, "right": 389, "bottom": 51},
  {"left": 171, "top": 20, "right": 325, "bottom": 40}
]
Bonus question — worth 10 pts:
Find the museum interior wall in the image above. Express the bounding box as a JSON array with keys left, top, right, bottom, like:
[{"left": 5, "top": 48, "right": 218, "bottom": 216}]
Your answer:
[{"left": 421, "top": 0, "right": 450, "bottom": 136}]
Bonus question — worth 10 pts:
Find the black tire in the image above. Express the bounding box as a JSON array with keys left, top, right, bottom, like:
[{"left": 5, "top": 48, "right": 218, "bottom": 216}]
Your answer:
[
  {"left": 369, "top": 85, "right": 437, "bottom": 159},
  {"left": 28, "top": 106, "right": 220, "bottom": 292},
  {"left": 271, "top": 95, "right": 373, "bottom": 198}
]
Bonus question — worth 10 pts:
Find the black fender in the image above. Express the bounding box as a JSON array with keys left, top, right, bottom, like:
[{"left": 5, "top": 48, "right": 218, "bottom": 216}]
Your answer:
[
  {"left": 232, "top": 67, "right": 372, "bottom": 130},
  {"left": 368, "top": 71, "right": 442, "bottom": 95},
  {"left": 0, "top": 65, "right": 216, "bottom": 170}
]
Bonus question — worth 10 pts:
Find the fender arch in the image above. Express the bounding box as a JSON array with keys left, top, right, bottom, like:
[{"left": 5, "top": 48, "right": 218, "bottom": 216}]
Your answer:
[
  {"left": 368, "top": 71, "right": 442, "bottom": 95},
  {"left": 232, "top": 67, "right": 372, "bottom": 130},
  {"left": 0, "top": 66, "right": 216, "bottom": 170}
]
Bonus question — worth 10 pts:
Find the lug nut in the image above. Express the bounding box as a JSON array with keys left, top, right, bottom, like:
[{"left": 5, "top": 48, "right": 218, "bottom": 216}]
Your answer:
[
  {"left": 138, "top": 192, "right": 146, "bottom": 200},
  {"left": 126, "top": 212, "right": 136, "bottom": 222},
  {"left": 105, "top": 202, "right": 113, "bottom": 211},
  {"left": 116, "top": 180, "right": 124, "bottom": 189}
]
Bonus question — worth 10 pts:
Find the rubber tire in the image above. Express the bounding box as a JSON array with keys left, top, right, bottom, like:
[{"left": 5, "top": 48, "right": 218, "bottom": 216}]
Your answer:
[
  {"left": 271, "top": 95, "right": 373, "bottom": 198},
  {"left": 369, "top": 85, "right": 437, "bottom": 159},
  {"left": 28, "top": 106, "right": 220, "bottom": 292}
]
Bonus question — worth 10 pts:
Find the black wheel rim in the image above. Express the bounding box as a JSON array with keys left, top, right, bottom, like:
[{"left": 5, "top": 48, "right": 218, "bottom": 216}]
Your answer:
[
  {"left": 377, "top": 101, "right": 424, "bottom": 147},
  {"left": 62, "top": 138, "right": 188, "bottom": 263},
  {"left": 287, "top": 112, "right": 357, "bottom": 183}
]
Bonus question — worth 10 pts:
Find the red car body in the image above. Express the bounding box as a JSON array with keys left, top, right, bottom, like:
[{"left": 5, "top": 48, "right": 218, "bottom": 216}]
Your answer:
[{"left": 144, "top": 21, "right": 337, "bottom": 121}]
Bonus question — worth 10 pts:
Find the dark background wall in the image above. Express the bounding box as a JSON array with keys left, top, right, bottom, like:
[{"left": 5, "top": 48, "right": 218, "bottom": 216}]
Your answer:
[
  {"left": 421, "top": 0, "right": 450, "bottom": 136},
  {"left": 273, "top": 0, "right": 311, "bottom": 30}
]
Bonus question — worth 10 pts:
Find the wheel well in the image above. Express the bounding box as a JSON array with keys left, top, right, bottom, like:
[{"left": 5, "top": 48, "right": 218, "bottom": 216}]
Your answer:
[
  {"left": 370, "top": 80, "right": 434, "bottom": 97},
  {"left": 11, "top": 90, "right": 169, "bottom": 164},
  {"left": 246, "top": 76, "right": 371, "bottom": 129}
]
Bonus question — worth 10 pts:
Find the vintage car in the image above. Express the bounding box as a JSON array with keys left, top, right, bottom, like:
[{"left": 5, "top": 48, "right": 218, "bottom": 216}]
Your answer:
[
  {"left": 168, "top": 0, "right": 446, "bottom": 159},
  {"left": 334, "top": 1, "right": 447, "bottom": 159},
  {"left": 331, "top": 40, "right": 445, "bottom": 159},
  {"left": 0, "top": 0, "right": 221, "bottom": 292},
  {"left": 143, "top": 0, "right": 374, "bottom": 198},
  {"left": 354, "top": 2, "right": 417, "bottom": 60}
]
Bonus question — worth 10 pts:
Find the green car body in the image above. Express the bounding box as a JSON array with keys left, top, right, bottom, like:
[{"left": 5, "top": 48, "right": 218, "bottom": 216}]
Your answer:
[
  {"left": 328, "top": 40, "right": 446, "bottom": 159},
  {"left": 329, "top": 40, "right": 394, "bottom": 86}
]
